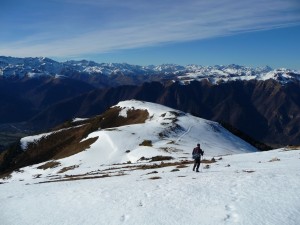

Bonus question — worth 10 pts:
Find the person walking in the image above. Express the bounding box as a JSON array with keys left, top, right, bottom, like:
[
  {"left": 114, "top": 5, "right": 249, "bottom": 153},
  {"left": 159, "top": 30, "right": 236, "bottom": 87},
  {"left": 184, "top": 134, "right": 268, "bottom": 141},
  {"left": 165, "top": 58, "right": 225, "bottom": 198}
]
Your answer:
[{"left": 192, "top": 143, "right": 204, "bottom": 172}]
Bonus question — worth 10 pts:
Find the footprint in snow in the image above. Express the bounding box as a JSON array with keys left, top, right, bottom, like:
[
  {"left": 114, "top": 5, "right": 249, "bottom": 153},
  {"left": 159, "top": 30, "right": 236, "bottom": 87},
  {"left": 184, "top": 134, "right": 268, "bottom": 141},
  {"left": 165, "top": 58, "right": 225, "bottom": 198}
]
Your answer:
[
  {"left": 224, "top": 204, "right": 239, "bottom": 223},
  {"left": 120, "top": 214, "right": 130, "bottom": 222},
  {"left": 138, "top": 201, "right": 143, "bottom": 207}
]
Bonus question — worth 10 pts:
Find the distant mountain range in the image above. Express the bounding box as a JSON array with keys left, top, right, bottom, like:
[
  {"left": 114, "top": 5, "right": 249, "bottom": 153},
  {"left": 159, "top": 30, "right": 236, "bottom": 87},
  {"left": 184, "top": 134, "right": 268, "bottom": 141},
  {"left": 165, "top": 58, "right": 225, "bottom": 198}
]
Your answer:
[
  {"left": 1, "top": 56, "right": 299, "bottom": 87},
  {"left": 0, "top": 56, "right": 300, "bottom": 150}
]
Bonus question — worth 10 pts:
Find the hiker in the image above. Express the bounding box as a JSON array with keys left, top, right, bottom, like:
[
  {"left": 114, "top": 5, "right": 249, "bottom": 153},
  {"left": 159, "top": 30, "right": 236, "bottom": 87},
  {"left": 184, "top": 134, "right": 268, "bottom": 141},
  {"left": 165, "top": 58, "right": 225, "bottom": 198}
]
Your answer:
[{"left": 192, "top": 143, "right": 204, "bottom": 172}]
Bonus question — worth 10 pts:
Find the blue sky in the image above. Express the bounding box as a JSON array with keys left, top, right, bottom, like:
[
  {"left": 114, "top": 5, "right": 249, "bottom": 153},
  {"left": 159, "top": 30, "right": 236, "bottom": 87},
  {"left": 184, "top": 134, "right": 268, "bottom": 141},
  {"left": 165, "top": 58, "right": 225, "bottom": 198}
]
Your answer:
[{"left": 1, "top": 0, "right": 300, "bottom": 69}]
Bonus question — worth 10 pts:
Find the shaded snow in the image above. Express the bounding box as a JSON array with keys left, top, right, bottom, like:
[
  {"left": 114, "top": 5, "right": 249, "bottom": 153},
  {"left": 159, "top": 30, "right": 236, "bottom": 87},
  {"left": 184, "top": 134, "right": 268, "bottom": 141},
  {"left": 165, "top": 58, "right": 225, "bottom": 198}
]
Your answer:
[
  {"left": 72, "top": 118, "right": 88, "bottom": 122},
  {"left": 20, "top": 132, "right": 52, "bottom": 151}
]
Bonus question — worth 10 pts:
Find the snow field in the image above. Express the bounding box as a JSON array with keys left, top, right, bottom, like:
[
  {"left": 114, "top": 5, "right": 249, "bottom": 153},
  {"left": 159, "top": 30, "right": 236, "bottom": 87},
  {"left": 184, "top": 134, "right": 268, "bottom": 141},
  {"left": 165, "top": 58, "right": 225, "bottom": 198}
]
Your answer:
[
  {"left": 1, "top": 149, "right": 299, "bottom": 225},
  {"left": 2, "top": 100, "right": 298, "bottom": 225}
]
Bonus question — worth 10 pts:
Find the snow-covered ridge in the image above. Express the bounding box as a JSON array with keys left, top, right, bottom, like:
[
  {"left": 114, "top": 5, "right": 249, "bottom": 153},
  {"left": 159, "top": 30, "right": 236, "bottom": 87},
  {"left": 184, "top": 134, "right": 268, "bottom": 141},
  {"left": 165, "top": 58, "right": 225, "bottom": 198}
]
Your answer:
[
  {"left": 0, "top": 56, "right": 299, "bottom": 84},
  {"left": 82, "top": 100, "right": 257, "bottom": 165},
  {"left": 2, "top": 100, "right": 299, "bottom": 225},
  {"left": 18, "top": 100, "right": 257, "bottom": 168}
]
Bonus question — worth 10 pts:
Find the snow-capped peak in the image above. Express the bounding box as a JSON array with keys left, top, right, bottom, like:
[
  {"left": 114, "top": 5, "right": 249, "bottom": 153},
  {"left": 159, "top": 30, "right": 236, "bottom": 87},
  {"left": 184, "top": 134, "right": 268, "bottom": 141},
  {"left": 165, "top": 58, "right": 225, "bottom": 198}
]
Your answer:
[{"left": 0, "top": 56, "right": 299, "bottom": 84}]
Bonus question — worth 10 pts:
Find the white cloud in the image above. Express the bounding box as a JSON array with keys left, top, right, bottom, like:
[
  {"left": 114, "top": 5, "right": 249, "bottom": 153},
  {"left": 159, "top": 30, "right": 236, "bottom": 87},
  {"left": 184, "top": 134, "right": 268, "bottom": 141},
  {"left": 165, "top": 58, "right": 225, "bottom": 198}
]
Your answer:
[{"left": 1, "top": 0, "right": 300, "bottom": 58}]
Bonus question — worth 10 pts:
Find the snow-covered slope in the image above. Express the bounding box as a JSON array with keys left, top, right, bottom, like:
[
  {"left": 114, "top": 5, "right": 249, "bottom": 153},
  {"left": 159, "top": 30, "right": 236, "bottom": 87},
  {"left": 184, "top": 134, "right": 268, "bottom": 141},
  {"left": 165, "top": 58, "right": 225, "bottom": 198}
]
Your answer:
[
  {"left": 15, "top": 100, "right": 256, "bottom": 176},
  {"left": 0, "top": 100, "right": 299, "bottom": 225},
  {"left": 59, "top": 101, "right": 254, "bottom": 170},
  {"left": 1, "top": 147, "right": 299, "bottom": 225},
  {"left": 0, "top": 99, "right": 256, "bottom": 182},
  {"left": 1, "top": 56, "right": 299, "bottom": 84}
]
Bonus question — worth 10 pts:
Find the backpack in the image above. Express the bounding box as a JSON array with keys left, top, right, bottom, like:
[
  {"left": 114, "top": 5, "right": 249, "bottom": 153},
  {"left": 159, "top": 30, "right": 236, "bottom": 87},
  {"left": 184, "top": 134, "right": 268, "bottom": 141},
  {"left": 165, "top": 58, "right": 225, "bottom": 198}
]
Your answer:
[{"left": 192, "top": 147, "right": 201, "bottom": 159}]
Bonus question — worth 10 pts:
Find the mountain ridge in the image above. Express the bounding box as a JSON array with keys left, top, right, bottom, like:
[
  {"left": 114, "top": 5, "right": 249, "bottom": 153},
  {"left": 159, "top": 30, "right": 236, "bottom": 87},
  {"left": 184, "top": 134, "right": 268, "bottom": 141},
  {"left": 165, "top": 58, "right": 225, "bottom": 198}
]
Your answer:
[
  {"left": 0, "top": 100, "right": 256, "bottom": 175},
  {"left": 1, "top": 56, "right": 300, "bottom": 149},
  {"left": 1, "top": 56, "right": 299, "bottom": 86},
  {"left": 22, "top": 80, "right": 300, "bottom": 148}
]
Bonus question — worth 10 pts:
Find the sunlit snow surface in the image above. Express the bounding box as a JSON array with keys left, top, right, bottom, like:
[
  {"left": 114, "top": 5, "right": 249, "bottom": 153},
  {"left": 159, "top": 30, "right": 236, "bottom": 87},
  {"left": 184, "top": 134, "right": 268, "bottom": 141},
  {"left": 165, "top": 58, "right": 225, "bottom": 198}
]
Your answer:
[
  {"left": 1, "top": 148, "right": 299, "bottom": 225},
  {"left": 56, "top": 100, "right": 256, "bottom": 173},
  {"left": 1, "top": 100, "right": 299, "bottom": 225},
  {"left": 20, "top": 100, "right": 257, "bottom": 169}
]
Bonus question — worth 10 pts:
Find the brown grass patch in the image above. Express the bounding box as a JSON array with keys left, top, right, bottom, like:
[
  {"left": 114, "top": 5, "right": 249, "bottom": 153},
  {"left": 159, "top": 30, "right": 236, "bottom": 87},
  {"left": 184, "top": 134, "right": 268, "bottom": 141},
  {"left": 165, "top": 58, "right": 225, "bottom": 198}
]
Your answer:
[
  {"left": 38, "top": 174, "right": 111, "bottom": 184},
  {"left": 171, "top": 168, "right": 180, "bottom": 172},
  {"left": 38, "top": 172, "right": 129, "bottom": 184},
  {"left": 98, "top": 107, "right": 149, "bottom": 128},
  {"left": 53, "top": 136, "right": 99, "bottom": 160},
  {"left": 102, "top": 160, "right": 192, "bottom": 173},
  {"left": 176, "top": 164, "right": 188, "bottom": 168},
  {"left": 283, "top": 146, "right": 300, "bottom": 151},
  {"left": 201, "top": 158, "right": 217, "bottom": 164},
  {"left": 138, "top": 160, "right": 192, "bottom": 170},
  {"left": 139, "top": 140, "right": 152, "bottom": 147},
  {"left": 58, "top": 165, "right": 79, "bottom": 173},
  {"left": 38, "top": 159, "right": 193, "bottom": 184},
  {"left": 65, "top": 174, "right": 110, "bottom": 180},
  {"left": 37, "top": 161, "right": 61, "bottom": 170},
  {"left": 138, "top": 156, "right": 149, "bottom": 161},
  {"left": 0, "top": 172, "right": 12, "bottom": 180},
  {"left": 150, "top": 155, "right": 173, "bottom": 162},
  {"left": 138, "top": 155, "right": 173, "bottom": 162}
]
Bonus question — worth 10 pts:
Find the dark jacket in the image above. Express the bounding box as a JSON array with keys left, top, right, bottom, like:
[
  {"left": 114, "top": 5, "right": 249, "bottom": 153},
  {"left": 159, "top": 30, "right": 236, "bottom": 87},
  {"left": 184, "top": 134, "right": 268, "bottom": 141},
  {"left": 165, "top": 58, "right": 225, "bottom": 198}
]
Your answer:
[{"left": 192, "top": 146, "right": 204, "bottom": 159}]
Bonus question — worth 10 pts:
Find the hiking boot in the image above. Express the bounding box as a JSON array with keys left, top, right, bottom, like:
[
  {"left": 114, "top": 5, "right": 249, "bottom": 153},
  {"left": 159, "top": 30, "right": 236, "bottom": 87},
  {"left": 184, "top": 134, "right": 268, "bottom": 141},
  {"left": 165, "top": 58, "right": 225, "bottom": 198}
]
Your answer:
[{"left": 196, "top": 170, "right": 199, "bottom": 172}]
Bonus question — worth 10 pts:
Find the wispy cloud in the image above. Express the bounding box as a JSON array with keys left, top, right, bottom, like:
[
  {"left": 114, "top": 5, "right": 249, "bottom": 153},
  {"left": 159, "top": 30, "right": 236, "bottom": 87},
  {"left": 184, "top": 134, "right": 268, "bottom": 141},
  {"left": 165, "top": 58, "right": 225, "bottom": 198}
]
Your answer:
[{"left": 1, "top": 0, "right": 300, "bottom": 58}]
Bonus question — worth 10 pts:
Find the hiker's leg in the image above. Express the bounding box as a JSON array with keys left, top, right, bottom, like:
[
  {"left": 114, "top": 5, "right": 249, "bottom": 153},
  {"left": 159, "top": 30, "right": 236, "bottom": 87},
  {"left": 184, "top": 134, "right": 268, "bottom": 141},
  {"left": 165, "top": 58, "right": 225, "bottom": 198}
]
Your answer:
[
  {"left": 196, "top": 159, "right": 200, "bottom": 171},
  {"left": 196, "top": 163, "right": 200, "bottom": 171}
]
